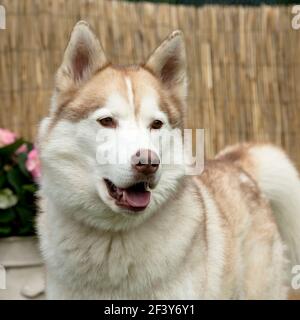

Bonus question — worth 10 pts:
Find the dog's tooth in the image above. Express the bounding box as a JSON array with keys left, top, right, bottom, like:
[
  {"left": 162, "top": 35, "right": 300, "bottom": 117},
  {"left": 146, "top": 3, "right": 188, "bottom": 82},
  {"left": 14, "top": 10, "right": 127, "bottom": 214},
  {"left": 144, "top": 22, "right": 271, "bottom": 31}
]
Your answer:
[{"left": 144, "top": 182, "right": 150, "bottom": 191}]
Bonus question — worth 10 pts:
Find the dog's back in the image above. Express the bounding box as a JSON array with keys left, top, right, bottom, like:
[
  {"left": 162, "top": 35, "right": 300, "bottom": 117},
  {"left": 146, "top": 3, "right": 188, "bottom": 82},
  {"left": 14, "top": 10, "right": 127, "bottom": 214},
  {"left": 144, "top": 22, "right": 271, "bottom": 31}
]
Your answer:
[{"left": 217, "top": 143, "right": 300, "bottom": 277}]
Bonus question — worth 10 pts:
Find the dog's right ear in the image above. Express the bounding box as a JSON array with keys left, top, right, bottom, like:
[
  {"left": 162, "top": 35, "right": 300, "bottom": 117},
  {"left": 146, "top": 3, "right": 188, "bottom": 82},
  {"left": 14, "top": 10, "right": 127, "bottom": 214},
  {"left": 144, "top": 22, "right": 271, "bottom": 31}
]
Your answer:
[{"left": 56, "top": 21, "right": 108, "bottom": 91}]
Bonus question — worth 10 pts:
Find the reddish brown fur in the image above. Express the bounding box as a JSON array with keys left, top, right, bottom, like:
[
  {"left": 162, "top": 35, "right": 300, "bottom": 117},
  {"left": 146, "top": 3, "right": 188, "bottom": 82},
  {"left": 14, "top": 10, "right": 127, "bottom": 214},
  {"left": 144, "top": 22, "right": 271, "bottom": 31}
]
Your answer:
[{"left": 50, "top": 65, "right": 185, "bottom": 132}]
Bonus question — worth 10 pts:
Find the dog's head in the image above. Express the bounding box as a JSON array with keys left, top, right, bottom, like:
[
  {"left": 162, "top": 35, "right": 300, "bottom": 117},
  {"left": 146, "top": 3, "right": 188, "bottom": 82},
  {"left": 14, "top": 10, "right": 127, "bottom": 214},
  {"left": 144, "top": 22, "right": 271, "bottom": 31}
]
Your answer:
[{"left": 39, "top": 21, "right": 187, "bottom": 230}]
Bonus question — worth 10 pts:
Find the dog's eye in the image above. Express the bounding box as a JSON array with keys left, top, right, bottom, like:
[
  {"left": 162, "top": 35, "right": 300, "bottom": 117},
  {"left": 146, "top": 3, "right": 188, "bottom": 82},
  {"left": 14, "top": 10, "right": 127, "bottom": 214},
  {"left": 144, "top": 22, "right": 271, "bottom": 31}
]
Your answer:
[
  {"left": 97, "top": 117, "right": 116, "bottom": 128},
  {"left": 151, "top": 120, "right": 164, "bottom": 130}
]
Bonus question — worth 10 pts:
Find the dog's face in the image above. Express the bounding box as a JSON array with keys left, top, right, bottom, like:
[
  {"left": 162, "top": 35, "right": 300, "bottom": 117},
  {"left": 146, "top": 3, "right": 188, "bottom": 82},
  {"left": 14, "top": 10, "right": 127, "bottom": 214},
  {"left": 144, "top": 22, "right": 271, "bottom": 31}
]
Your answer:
[{"left": 39, "top": 21, "right": 187, "bottom": 230}]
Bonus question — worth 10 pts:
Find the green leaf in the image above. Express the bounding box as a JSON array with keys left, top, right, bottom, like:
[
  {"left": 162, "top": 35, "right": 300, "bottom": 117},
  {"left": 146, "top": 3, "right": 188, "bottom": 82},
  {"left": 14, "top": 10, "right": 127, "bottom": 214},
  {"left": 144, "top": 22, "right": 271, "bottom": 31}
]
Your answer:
[
  {"left": 16, "top": 205, "right": 36, "bottom": 236},
  {"left": 0, "top": 208, "right": 15, "bottom": 223},
  {"left": 26, "top": 142, "right": 34, "bottom": 152},
  {"left": 17, "top": 153, "right": 30, "bottom": 177},
  {"left": 0, "top": 225, "right": 12, "bottom": 237},
  {"left": 7, "top": 167, "right": 24, "bottom": 194},
  {"left": 22, "top": 184, "right": 38, "bottom": 193},
  {"left": 0, "top": 139, "right": 24, "bottom": 157},
  {"left": 16, "top": 206, "right": 35, "bottom": 226},
  {"left": 0, "top": 171, "right": 6, "bottom": 188},
  {"left": 0, "top": 188, "right": 18, "bottom": 209},
  {"left": 18, "top": 224, "right": 35, "bottom": 236}
]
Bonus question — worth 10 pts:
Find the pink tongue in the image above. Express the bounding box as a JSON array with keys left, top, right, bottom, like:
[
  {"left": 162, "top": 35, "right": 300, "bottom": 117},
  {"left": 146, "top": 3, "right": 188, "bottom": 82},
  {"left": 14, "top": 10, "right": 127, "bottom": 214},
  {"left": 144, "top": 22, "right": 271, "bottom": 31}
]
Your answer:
[{"left": 123, "top": 189, "right": 151, "bottom": 208}]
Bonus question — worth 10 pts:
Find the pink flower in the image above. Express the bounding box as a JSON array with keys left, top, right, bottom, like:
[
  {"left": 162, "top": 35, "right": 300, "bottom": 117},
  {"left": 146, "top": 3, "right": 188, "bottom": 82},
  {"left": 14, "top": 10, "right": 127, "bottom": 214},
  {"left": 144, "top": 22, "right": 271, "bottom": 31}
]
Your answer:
[
  {"left": 16, "top": 144, "right": 27, "bottom": 154},
  {"left": 26, "top": 148, "right": 41, "bottom": 180},
  {"left": 0, "top": 128, "right": 17, "bottom": 147}
]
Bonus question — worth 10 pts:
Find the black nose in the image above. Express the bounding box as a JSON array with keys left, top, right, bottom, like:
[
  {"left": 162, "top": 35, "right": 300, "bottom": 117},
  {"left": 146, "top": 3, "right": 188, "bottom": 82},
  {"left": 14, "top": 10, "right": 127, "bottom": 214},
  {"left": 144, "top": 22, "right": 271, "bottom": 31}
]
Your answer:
[{"left": 131, "top": 149, "right": 160, "bottom": 175}]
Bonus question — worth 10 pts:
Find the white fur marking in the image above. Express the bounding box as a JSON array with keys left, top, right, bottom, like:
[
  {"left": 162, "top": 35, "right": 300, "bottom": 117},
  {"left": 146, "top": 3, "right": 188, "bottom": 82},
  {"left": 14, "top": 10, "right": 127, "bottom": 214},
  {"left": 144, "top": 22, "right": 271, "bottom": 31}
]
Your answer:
[
  {"left": 125, "top": 77, "right": 134, "bottom": 111},
  {"left": 240, "top": 173, "right": 251, "bottom": 184}
]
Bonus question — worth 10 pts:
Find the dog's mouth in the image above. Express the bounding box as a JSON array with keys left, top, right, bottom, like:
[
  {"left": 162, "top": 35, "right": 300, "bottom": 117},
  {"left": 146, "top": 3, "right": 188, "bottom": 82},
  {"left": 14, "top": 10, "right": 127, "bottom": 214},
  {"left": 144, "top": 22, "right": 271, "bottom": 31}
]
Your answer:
[{"left": 104, "top": 179, "right": 151, "bottom": 212}]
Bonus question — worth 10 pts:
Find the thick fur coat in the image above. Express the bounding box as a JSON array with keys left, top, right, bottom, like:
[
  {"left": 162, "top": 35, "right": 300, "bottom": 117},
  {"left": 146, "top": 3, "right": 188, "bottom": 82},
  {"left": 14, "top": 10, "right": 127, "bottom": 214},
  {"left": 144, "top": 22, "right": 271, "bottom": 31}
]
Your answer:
[{"left": 37, "top": 21, "right": 300, "bottom": 299}]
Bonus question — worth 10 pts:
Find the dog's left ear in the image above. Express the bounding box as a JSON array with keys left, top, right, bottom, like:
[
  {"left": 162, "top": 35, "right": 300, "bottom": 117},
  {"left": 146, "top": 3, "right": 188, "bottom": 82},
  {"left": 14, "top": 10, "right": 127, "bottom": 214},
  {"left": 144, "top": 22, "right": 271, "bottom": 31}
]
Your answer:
[{"left": 145, "top": 30, "right": 187, "bottom": 99}]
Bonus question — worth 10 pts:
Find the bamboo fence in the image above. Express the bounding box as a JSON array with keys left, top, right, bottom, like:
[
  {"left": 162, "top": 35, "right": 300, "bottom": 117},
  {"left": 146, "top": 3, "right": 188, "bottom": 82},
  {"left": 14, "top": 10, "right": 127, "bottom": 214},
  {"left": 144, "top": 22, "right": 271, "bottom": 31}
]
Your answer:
[{"left": 0, "top": 0, "right": 299, "bottom": 168}]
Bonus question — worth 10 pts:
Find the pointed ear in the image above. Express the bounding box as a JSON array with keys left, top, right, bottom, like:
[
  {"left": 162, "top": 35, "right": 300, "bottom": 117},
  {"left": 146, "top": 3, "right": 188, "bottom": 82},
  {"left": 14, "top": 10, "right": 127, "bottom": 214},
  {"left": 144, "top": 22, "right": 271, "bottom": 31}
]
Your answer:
[
  {"left": 56, "top": 21, "right": 108, "bottom": 90},
  {"left": 145, "top": 30, "right": 187, "bottom": 96}
]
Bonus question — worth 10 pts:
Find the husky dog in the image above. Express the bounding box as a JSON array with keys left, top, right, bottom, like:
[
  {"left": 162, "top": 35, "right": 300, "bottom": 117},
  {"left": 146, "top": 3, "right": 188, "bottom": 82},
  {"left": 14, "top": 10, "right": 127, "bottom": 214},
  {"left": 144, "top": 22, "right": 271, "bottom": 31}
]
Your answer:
[{"left": 37, "top": 21, "right": 300, "bottom": 299}]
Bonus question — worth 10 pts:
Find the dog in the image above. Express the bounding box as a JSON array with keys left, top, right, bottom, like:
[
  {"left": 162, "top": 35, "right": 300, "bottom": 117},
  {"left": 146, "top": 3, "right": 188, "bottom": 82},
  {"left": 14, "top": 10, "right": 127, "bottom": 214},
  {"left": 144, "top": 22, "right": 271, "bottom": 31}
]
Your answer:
[{"left": 37, "top": 21, "right": 300, "bottom": 299}]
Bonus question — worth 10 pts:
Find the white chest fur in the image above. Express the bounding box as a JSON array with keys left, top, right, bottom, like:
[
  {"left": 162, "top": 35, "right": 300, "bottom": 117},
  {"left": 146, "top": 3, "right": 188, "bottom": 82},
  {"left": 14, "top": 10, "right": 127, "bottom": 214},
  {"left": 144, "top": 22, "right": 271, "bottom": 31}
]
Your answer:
[{"left": 38, "top": 191, "right": 208, "bottom": 299}]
